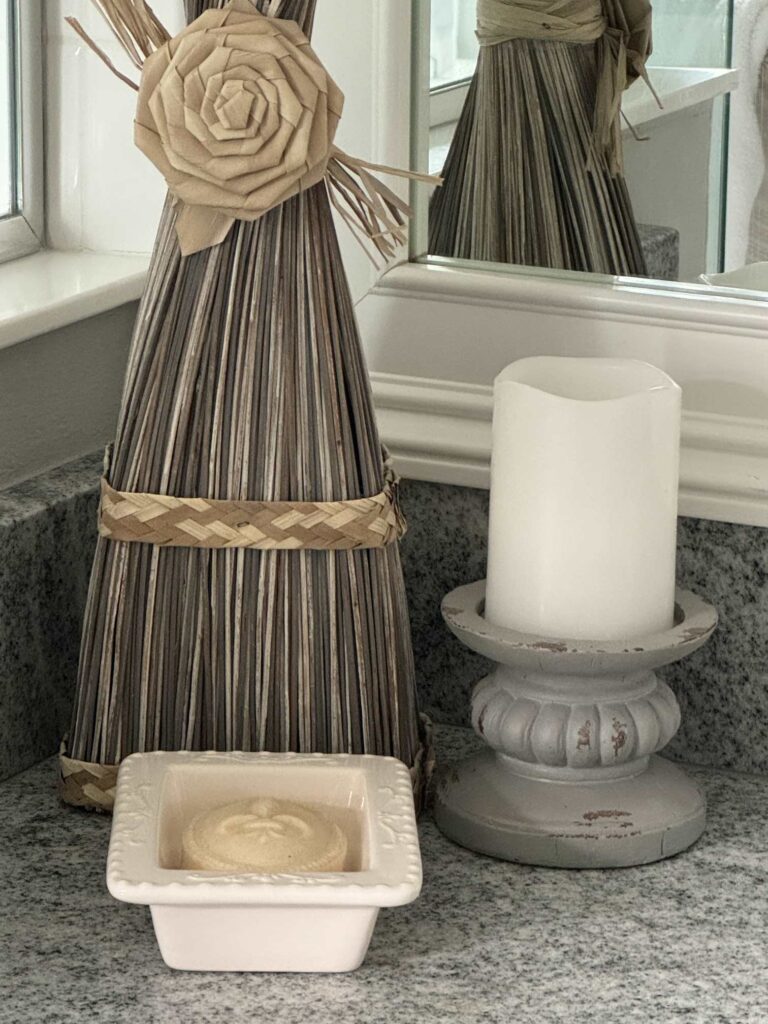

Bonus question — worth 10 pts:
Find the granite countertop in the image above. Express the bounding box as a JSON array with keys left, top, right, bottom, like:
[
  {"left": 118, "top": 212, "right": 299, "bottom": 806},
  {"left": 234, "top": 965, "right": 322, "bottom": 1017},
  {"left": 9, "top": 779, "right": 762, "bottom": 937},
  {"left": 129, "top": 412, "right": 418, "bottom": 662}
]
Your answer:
[{"left": 2, "top": 726, "right": 767, "bottom": 1024}]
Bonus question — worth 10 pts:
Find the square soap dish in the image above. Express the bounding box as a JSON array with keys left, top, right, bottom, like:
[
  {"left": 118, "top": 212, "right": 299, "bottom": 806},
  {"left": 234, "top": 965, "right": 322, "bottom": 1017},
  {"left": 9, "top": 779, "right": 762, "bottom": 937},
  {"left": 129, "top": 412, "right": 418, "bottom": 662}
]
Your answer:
[{"left": 107, "top": 751, "right": 422, "bottom": 973}]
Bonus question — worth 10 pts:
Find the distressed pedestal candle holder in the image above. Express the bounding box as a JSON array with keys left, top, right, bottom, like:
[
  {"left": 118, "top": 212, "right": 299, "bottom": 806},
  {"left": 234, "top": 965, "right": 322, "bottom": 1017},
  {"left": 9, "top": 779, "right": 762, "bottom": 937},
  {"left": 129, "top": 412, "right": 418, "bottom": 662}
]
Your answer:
[{"left": 435, "top": 581, "right": 718, "bottom": 869}]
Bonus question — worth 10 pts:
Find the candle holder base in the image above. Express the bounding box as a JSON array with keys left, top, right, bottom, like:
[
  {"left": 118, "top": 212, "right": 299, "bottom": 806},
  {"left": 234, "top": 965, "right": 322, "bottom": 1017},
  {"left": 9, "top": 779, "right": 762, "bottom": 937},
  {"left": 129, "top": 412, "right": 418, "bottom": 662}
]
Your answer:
[
  {"left": 435, "top": 582, "right": 718, "bottom": 869},
  {"left": 436, "top": 751, "right": 705, "bottom": 869}
]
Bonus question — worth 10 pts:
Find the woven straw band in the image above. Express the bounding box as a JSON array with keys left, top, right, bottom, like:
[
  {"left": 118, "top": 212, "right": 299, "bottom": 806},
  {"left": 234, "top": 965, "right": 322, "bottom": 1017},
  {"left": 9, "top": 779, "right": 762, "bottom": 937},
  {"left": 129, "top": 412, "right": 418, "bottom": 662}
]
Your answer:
[
  {"left": 59, "top": 746, "right": 117, "bottom": 813},
  {"left": 98, "top": 466, "right": 406, "bottom": 551},
  {"left": 476, "top": 0, "right": 606, "bottom": 47}
]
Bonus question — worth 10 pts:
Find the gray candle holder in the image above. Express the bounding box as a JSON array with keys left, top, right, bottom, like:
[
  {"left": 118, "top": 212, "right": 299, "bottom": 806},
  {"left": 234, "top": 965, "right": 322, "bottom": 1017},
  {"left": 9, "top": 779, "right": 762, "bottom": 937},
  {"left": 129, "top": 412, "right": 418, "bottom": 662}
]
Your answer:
[{"left": 435, "top": 581, "right": 718, "bottom": 869}]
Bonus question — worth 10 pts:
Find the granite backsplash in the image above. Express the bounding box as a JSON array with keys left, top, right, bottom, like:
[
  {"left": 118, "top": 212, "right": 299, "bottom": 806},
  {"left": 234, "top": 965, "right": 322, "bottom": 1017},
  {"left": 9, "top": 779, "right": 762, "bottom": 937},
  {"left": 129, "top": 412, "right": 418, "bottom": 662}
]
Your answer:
[
  {"left": 1, "top": 457, "right": 766, "bottom": 781},
  {"left": 0, "top": 454, "right": 101, "bottom": 782}
]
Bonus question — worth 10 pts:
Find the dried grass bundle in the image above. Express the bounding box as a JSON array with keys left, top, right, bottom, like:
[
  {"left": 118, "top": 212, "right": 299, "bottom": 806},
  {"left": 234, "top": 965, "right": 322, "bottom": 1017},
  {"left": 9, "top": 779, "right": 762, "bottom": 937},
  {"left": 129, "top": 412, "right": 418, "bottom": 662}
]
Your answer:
[{"left": 63, "top": 0, "right": 426, "bottom": 808}]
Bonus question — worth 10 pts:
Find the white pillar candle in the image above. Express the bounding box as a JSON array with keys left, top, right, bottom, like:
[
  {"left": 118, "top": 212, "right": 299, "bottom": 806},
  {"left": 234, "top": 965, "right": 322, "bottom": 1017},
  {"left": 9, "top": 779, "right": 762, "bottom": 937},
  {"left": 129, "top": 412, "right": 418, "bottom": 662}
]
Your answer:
[{"left": 485, "top": 357, "right": 681, "bottom": 641}]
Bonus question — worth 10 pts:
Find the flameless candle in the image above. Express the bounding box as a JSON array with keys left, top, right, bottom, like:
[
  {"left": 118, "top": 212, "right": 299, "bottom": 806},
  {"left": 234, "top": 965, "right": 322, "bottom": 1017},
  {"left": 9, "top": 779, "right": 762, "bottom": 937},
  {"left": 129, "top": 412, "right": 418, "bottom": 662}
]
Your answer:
[{"left": 485, "top": 357, "right": 681, "bottom": 641}]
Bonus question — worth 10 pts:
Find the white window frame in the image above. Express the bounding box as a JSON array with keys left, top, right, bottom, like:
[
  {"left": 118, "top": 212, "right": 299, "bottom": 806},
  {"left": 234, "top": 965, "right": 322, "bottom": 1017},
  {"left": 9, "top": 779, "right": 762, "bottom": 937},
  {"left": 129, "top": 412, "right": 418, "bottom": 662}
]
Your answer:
[
  {"left": 429, "top": 81, "right": 470, "bottom": 130},
  {"left": 428, "top": 0, "right": 475, "bottom": 125},
  {"left": 0, "top": 0, "right": 44, "bottom": 264}
]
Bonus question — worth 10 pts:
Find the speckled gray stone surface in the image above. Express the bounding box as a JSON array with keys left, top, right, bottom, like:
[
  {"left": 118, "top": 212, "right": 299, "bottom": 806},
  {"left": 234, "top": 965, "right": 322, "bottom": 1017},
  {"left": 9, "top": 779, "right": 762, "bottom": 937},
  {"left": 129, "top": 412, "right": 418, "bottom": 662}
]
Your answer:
[
  {"left": 637, "top": 223, "right": 680, "bottom": 282},
  {"left": 0, "top": 453, "right": 101, "bottom": 782},
  {"left": 667, "top": 516, "right": 768, "bottom": 773},
  {"left": 1, "top": 725, "right": 767, "bottom": 1024},
  {"left": 400, "top": 482, "right": 491, "bottom": 727},
  {"left": 399, "top": 479, "right": 768, "bottom": 775}
]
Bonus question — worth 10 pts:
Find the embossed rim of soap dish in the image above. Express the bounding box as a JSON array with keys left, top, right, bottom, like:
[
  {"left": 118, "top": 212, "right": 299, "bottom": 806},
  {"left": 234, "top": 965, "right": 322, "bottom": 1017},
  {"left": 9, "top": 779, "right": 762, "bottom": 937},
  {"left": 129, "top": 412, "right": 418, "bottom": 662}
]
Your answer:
[
  {"left": 441, "top": 581, "right": 718, "bottom": 675},
  {"left": 107, "top": 751, "right": 422, "bottom": 908}
]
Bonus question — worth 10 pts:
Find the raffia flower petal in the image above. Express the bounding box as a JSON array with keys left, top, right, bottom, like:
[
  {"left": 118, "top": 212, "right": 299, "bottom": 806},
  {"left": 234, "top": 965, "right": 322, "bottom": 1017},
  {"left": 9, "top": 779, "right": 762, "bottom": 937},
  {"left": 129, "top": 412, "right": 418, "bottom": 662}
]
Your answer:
[{"left": 134, "top": 0, "right": 344, "bottom": 255}]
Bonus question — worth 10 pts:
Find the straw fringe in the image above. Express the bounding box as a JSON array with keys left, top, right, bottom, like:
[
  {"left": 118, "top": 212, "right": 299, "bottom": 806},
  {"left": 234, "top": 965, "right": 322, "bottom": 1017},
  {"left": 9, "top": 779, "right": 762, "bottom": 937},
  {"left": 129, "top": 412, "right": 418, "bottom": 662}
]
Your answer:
[{"left": 327, "top": 148, "right": 440, "bottom": 266}]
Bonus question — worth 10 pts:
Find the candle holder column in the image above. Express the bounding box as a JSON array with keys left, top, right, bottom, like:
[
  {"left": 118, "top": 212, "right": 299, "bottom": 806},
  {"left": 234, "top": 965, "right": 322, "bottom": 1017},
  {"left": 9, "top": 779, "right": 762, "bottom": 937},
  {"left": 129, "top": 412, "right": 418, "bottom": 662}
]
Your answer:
[{"left": 435, "top": 582, "right": 718, "bottom": 869}]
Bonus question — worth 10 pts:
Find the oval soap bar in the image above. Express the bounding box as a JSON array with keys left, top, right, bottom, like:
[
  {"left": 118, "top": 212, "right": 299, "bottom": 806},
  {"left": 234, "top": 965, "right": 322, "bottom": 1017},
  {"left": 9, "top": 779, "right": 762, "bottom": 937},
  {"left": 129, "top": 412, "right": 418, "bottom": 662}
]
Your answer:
[{"left": 181, "top": 797, "right": 347, "bottom": 873}]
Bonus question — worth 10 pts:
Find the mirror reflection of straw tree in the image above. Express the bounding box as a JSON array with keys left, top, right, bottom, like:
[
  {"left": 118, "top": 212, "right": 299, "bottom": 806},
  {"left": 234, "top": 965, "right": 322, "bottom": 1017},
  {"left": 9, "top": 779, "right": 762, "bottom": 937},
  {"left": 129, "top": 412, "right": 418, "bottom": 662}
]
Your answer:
[{"left": 430, "top": 0, "right": 653, "bottom": 276}]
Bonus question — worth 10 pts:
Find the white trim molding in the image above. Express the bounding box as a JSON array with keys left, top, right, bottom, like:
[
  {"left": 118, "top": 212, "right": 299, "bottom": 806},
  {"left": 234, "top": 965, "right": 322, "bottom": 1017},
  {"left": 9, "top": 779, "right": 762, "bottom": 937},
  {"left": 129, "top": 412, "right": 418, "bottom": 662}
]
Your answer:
[{"left": 371, "top": 371, "right": 768, "bottom": 528}]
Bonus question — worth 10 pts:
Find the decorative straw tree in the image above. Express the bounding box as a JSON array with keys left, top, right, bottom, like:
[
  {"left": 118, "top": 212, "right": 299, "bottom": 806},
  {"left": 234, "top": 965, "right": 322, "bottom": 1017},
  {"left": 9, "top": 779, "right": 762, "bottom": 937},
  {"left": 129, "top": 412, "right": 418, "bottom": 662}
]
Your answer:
[
  {"left": 60, "top": 0, "right": 432, "bottom": 811},
  {"left": 430, "top": 0, "right": 653, "bottom": 276}
]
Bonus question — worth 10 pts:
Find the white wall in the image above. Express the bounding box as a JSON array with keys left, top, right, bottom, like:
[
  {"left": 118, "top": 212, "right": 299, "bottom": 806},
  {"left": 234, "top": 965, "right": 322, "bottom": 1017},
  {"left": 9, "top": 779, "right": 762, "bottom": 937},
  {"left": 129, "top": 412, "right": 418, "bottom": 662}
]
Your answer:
[
  {"left": 45, "top": 0, "right": 185, "bottom": 253},
  {"left": 623, "top": 105, "right": 716, "bottom": 281}
]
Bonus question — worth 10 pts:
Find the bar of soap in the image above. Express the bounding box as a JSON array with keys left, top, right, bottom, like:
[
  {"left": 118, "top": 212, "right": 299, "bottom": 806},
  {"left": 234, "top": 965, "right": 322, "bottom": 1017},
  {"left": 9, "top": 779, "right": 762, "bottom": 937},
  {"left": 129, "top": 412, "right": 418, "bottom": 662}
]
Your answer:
[{"left": 181, "top": 797, "right": 347, "bottom": 873}]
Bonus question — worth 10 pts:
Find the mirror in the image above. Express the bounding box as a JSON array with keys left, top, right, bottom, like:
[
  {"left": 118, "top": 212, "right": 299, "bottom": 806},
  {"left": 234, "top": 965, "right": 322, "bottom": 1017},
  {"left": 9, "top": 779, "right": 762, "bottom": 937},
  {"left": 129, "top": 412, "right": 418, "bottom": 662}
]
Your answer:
[{"left": 415, "top": 0, "right": 768, "bottom": 298}]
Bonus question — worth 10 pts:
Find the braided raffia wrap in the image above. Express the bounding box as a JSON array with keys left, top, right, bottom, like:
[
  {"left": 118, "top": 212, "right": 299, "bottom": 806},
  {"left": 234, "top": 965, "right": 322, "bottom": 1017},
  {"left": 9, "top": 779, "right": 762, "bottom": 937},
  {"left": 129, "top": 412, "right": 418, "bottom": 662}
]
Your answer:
[
  {"left": 59, "top": 745, "right": 118, "bottom": 813},
  {"left": 98, "top": 462, "right": 406, "bottom": 551}
]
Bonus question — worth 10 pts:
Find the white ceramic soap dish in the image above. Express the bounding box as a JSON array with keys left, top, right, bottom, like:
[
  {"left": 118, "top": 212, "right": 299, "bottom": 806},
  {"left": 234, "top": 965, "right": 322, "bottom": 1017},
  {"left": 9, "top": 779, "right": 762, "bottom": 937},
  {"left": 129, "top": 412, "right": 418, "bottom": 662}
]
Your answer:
[{"left": 107, "top": 751, "right": 422, "bottom": 973}]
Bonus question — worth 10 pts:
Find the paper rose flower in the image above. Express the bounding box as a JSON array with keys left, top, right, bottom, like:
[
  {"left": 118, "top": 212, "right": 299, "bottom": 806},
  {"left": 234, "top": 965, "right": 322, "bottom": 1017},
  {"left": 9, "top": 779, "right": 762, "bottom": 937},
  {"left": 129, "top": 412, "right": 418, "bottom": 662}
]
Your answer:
[{"left": 134, "top": 0, "right": 345, "bottom": 255}]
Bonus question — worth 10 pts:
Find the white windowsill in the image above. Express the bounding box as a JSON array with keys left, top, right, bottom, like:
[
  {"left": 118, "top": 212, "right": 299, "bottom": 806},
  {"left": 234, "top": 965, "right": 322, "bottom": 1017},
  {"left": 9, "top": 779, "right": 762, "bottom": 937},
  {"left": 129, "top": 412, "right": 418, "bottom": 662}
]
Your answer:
[{"left": 0, "top": 250, "right": 150, "bottom": 351}]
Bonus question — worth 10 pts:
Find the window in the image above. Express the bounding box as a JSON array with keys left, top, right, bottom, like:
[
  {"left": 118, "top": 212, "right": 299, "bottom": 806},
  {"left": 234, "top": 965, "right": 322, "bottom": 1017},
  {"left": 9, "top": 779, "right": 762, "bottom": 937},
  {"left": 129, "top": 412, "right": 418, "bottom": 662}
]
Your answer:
[
  {"left": 429, "top": 0, "right": 478, "bottom": 91},
  {"left": 0, "top": 0, "right": 12, "bottom": 219},
  {"left": 0, "top": 0, "right": 43, "bottom": 264},
  {"left": 428, "top": 1, "right": 477, "bottom": 173}
]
